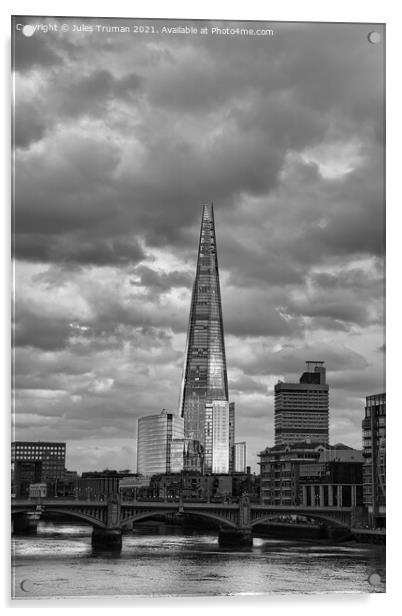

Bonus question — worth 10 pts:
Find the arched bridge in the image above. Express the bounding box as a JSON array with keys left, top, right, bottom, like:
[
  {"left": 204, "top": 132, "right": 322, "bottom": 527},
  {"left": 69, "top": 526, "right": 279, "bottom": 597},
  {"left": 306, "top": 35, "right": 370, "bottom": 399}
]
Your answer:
[{"left": 12, "top": 495, "right": 358, "bottom": 533}]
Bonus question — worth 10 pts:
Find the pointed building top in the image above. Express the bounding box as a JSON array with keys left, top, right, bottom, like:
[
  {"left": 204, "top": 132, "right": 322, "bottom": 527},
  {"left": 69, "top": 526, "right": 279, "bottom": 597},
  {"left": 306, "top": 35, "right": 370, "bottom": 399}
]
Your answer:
[
  {"left": 200, "top": 202, "right": 214, "bottom": 225},
  {"left": 179, "top": 203, "right": 228, "bottom": 445}
]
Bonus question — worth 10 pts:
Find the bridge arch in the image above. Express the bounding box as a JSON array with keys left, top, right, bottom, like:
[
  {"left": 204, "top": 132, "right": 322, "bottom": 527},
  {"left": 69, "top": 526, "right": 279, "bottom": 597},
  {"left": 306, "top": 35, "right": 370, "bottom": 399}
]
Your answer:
[
  {"left": 121, "top": 509, "right": 238, "bottom": 530},
  {"left": 12, "top": 507, "right": 106, "bottom": 529},
  {"left": 250, "top": 512, "right": 351, "bottom": 530},
  {"left": 184, "top": 509, "right": 238, "bottom": 530}
]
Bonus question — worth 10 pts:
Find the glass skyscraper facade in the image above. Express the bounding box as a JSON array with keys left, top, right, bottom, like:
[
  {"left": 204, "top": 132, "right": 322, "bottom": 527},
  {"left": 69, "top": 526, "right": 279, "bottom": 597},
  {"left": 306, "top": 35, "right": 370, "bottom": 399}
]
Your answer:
[
  {"left": 136, "top": 411, "right": 184, "bottom": 476},
  {"left": 179, "top": 204, "right": 229, "bottom": 448},
  {"left": 362, "top": 392, "right": 386, "bottom": 527}
]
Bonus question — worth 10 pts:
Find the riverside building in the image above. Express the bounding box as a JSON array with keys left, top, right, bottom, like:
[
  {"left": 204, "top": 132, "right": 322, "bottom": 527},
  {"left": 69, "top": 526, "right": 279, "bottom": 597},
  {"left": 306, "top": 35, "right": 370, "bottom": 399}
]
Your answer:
[
  {"left": 259, "top": 441, "right": 363, "bottom": 507},
  {"left": 274, "top": 361, "right": 329, "bottom": 445},
  {"left": 12, "top": 441, "right": 66, "bottom": 482},
  {"left": 362, "top": 392, "right": 386, "bottom": 528}
]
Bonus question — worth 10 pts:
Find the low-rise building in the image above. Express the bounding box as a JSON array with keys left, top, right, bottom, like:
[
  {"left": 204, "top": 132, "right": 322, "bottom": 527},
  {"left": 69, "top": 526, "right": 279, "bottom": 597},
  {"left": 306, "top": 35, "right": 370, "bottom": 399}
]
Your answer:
[
  {"left": 12, "top": 460, "right": 42, "bottom": 498},
  {"left": 232, "top": 467, "right": 260, "bottom": 502},
  {"left": 29, "top": 483, "right": 47, "bottom": 499},
  {"left": 258, "top": 441, "right": 363, "bottom": 507},
  {"left": 299, "top": 459, "right": 363, "bottom": 508},
  {"left": 119, "top": 475, "right": 151, "bottom": 501},
  {"left": 78, "top": 469, "right": 137, "bottom": 500},
  {"left": 150, "top": 472, "right": 233, "bottom": 501},
  {"left": 47, "top": 470, "right": 79, "bottom": 498}
]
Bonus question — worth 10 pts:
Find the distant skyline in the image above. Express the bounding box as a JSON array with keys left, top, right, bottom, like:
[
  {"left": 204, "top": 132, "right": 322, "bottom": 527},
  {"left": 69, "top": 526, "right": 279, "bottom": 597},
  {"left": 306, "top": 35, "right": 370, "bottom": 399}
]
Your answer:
[{"left": 12, "top": 17, "right": 385, "bottom": 472}]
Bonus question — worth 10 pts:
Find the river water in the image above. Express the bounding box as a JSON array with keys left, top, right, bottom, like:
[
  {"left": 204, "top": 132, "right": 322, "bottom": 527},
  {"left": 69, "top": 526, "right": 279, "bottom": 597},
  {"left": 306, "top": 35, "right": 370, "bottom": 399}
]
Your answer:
[{"left": 12, "top": 522, "right": 386, "bottom": 599}]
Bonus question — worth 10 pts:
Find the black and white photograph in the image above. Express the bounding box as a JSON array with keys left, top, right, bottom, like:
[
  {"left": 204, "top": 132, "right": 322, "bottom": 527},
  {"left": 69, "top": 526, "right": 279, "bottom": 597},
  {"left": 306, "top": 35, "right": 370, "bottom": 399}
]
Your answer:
[{"left": 11, "top": 12, "right": 385, "bottom": 599}]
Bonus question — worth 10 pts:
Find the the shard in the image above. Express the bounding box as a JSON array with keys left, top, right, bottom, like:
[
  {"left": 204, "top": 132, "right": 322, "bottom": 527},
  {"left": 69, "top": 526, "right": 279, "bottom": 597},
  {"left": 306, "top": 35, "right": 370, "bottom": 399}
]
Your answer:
[{"left": 179, "top": 204, "right": 229, "bottom": 465}]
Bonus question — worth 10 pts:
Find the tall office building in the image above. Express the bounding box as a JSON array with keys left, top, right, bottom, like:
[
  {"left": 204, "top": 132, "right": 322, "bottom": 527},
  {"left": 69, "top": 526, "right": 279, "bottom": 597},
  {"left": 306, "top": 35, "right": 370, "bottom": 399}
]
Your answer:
[
  {"left": 136, "top": 411, "right": 184, "bottom": 476},
  {"left": 274, "top": 361, "right": 329, "bottom": 445},
  {"left": 179, "top": 204, "right": 230, "bottom": 471},
  {"left": 362, "top": 393, "right": 386, "bottom": 527},
  {"left": 234, "top": 441, "right": 247, "bottom": 473},
  {"left": 204, "top": 400, "right": 230, "bottom": 473},
  {"left": 229, "top": 402, "right": 235, "bottom": 472}
]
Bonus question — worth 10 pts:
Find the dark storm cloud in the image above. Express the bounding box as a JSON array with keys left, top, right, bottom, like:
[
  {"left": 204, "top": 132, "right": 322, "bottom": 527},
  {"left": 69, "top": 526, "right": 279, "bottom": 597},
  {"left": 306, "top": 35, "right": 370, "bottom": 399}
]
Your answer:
[
  {"left": 131, "top": 265, "right": 193, "bottom": 293},
  {"left": 224, "top": 301, "right": 297, "bottom": 338},
  {"left": 329, "top": 366, "right": 385, "bottom": 396},
  {"left": 282, "top": 266, "right": 384, "bottom": 329},
  {"left": 216, "top": 153, "right": 384, "bottom": 293},
  {"left": 14, "top": 312, "right": 72, "bottom": 351},
  {"left": 14, "top": 346, "right": 92, "bottom": 381},
  {"left": 14, "top": 339, "right": 184, "bottom": 446},
  {"left": 304, "top": 161, "right": 385, "bottom": 259},
  {"left": 306, "top": 317, "right": 350, "bottom": 333},
  {"left": 73, "top": 292, "right": 187, "bottom": 337},
  {"left": 12, "top": 19, "right": 385, "bottom": 468},
  {"left": 15, "top": 233, "right": 146, "bottom": 266},
  {"left": 13, "top": 27, "right": 63, "bottom": 72},
  {"left": 310, "top": 269, "right": 380, "bottom": 290},
  {"left": 233, "top": 342, "right": 369, "bottom": 378},
  {"left": 13, "top": 24, "right": 383, "bottom": 264},
  {"left": 14, "top": 131, "right": 122, "bottom": 240},
  {"left": 13, "top": 28, "right": 384, "bottom": 271},
  {"left": 55, "top": 69, "right": 142, "bottom": 119},
  {"left": 229, "top": 375, "right": 268, "bottom": 395},
  {"left": 13, "top": 294, "right": 186, "bottom": 353},
  {"left": 14, "top": 100, "right": 48, "bottom": 149},
  {"left": 284, "top": 160, "right": 383, "bottom": 265},
  {"left": 225, "top": 253, "right": 304, "bottom": 288},
  {"left": 283, "top": 295, "right": 370, "bottom": 326}
]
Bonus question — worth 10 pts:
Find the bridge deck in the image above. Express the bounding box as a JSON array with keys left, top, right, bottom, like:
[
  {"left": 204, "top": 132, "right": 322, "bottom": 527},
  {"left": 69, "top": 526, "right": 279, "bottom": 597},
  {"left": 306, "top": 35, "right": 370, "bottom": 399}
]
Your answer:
[
  {"left": 12, "top": 499, "right": 357, "bottom": 531},
  {"left": 12, "top": 499, "right": 353, "bottom": 512}
]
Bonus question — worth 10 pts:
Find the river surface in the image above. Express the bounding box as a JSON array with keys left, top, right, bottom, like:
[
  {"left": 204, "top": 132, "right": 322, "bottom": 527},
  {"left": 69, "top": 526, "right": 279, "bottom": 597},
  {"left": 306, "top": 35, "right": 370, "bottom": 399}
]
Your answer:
[{"left": 12, "top": 522, "right": 386, "bottom": 599}]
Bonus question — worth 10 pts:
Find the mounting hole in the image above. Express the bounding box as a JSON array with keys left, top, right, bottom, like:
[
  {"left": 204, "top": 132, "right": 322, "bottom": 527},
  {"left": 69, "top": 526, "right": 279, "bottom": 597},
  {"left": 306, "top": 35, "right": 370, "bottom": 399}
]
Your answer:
[
  {"left": 22, "top": 25, "right": 35, "bottom": 37},
  {"left": 368, "top": 31, "right": 381, "bottom": 44},
  {"left": 368, "top": 572, "right": 382, "bottom": 586}
]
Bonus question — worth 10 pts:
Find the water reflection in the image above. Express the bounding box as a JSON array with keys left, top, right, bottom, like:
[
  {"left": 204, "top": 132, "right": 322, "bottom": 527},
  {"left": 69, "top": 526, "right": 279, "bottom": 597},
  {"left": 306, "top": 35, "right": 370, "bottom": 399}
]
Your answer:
[{"left": 12, "top": 521, "right": 385, "bottom": 598}]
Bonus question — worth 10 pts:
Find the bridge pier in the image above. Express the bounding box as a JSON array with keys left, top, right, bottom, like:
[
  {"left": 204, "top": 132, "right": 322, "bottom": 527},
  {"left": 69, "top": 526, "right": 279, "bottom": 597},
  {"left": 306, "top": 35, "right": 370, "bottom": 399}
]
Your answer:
[
  {"left": 13, "top": 513, "right": 39, "bottom": 535},
  {"left": 218, "top": 528, "right": 253, "bottom": 547},
  {"left": 91, "top": 528, "right": 122, "bottom": 551},
  {"left": 324, "top": 526, "right": 353, "bottom": 542}
]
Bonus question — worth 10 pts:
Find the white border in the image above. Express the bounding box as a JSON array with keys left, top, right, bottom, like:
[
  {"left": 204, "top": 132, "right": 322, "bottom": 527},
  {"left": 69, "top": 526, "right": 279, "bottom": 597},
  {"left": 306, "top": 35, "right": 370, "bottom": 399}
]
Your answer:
[{"left": 2, "top": 0, "right": 400, "bottom": 614}]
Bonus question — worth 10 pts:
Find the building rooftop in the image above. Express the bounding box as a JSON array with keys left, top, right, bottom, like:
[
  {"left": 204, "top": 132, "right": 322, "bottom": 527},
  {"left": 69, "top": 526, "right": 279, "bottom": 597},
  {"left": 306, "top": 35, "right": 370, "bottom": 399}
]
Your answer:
[{"left": 259, "top": 441, "right": 355, "bottom": 456}]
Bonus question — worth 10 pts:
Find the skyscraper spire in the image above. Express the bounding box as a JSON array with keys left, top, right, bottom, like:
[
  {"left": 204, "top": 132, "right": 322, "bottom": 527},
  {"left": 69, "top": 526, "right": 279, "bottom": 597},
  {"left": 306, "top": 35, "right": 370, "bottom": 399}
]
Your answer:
[{"left": 179, "top": 204, "right": 229, "bottom": 451}]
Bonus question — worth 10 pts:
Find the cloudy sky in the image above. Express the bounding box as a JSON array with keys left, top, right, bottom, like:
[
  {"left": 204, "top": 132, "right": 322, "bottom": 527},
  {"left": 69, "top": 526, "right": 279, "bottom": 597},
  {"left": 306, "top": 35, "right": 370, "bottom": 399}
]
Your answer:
[{"left": 12, "top": 17, "right": 385, "bottom": 473}]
